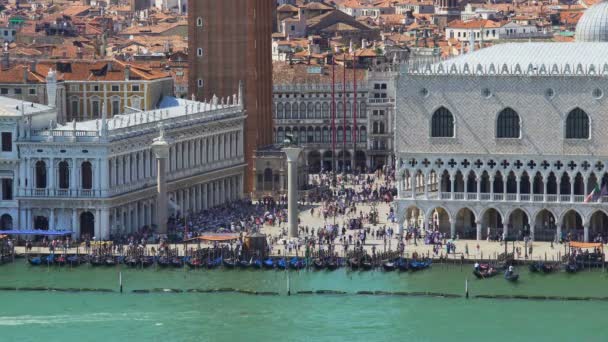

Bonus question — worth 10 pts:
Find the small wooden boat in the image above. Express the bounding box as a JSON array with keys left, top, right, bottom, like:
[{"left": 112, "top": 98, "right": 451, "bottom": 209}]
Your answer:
[
  {"left": 327, "top": 259, "right": 339, "bottom": 271},
  {"left": 105, "top": 256, "right": 118, "bottom": 266},
  {"left": 238, "top": 259, "right": 251, "bottom": 269},
  {"left": 89, "top": 255, "right": 105, "bottom": 267},
  {"left": 360, "top": 260, "right": 373, "bottom": 271},
  {"left": 223, "top": 258, "right": 237, "bottom": 268},
  {"left": 186, "top": 258, "right": 203, "bottom": 269},
  {"left": 157, "top": 256, "right": 171, "bottom": 268},
  {"left": 565, "top": 263, "right": 579, "bottom": 273},
  {"left": 67, "top": 255, "right": 81, "bottom": 266},
  {"left": 395, "top": 258, "right": 409, "bottom": 271},
  {"left": 504, "top": 271, "right": 519, "bottom": 282},
  {"left": 45, "top": 254, "right": 55, "bottom": 265},
  {"left": 125, "top": 256, "right": 139, "bottom": 267},
  {"left": 252, "top": 259, "right": 263, "bottom": 269},
  {"left": 473, "top": 268, "right": 498, "bottom": 279},
  {"left": 262, "top": 258, "right": 275, "bottom": 269},
  {"left": 171, "top": 257, "right": 184, "bottom": 268},
  {"left": 277, "top": 258, "right": 287, "bottom": 270},
  {"left": 383, "top": 261, "right": 396, "bottom": 271},
  {"left": 28, "top": 256, "right": 42, "bottom": 266},
  {"left": 55, "top": 255, "right": 67, "bottom": 266},
  {"left": 409, "top": 259, "right": 432, "bottom": 271},
  {"left": 141, "top": 256, "right": 155, "bottom": 268},
  {"left": 289, "top": 257, "right": 305, "bottom": 270},
  {"left": 206, "top": 257, "right": 222, "bottom": 269},
  {"left": 313, "top": 258, "right": 326, "bottom": 270},
  {"left": 348, "top": 258, "right": 360, "bottom": 270}
]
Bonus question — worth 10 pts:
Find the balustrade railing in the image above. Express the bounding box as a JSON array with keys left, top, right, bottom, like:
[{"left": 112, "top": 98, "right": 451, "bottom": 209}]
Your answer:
[
  {"left": 506, "top": 194, "right": 517, "bottom": 201},
  {"left": 546, "top": 194, "right": 557, "bottom": 202},
  {"left": 560, "top": 195, "right": 571, "bottom": 202},
  {"left": 466, "top": 193, "right": 477, "bottom": 201},
  {"left": 453, "top": 192, "right": 464, "bottom": 200},
  {"left": 398, "top": 191, "right": 607, "bottom": 205},
  {"left": 520, "top": 194, "right": 530, "bottom": 201}
]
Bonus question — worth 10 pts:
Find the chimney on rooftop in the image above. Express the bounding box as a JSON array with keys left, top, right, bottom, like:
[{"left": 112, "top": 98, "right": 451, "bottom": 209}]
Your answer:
[
  {"left": 76, "top": 47, "right": 83, "bottom": 60},
  {"left": 30, "top": 60, "right": 36, "bottom": 74},
  {"left": 125, "top": 65, "right": 130, "bottom": 81}
]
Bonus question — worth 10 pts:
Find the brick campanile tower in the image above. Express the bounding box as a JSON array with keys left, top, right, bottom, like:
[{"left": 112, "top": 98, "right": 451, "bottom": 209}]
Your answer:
[{"left": 188, "top": 0, "right": 275, "bottom": 193}]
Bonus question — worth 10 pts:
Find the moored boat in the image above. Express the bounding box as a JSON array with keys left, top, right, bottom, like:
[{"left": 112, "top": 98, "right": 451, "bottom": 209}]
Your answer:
[
  {"left": 28, "top": 256, "right": 42, "bottom": 266},
  {"left": 55, "top": 255, "right": 67, "bottom": 266},
  {"left": 141, "top": 256, "right": 155, "bottom": 268},
  {"left": 313, "top": 258, "right": 326, "bottom": 270},
  {"left": 157, "top": 256, "right": 171, "bottom": 267},
  {"left": 382, "top": 260, "right": 396, "bottom": 271},
  {"left": 262, "top": 258, "right": 275, "bottom": 269},
  {"left": 327, "top": 259, "right": 339, "bottom": 271},
  {"left": 252, "top": 258, "right": 262, "bottom": 269},
  {"left": 186, "top": 258, "right": 203, "bottom": 269},
  {"left": 223, "top": 258, "right": 237, "bottom": 268},
  {"left": 238, "top": 259, "right": 251, "bottom": 269},
  {"left": 67, "top": 255, "right": 81, "bottom": 266},
  {"left": 277, "top": 258, "right": 287, "bottom": 270},
  {"left": 409, "top": 259, "right": 432, "bottom": 271},
  {"left": 171, "top": 257, "right": 184, "bottom": 268}
]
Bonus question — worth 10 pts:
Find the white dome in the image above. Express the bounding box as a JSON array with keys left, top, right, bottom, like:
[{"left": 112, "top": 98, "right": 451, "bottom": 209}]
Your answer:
[{"left": 576, "top": 1, "right": 608, "bottom": 42}]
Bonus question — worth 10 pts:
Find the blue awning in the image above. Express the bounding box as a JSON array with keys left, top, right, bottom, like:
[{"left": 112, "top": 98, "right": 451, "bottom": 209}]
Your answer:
[{"left": 0, "top": 230, "right": 73, "bottom": 236}]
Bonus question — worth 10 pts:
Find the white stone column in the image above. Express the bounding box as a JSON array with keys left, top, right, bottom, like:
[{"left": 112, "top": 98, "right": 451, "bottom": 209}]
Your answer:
[
  {"left": 490, "top": 176, "right": 494, "bottom": 200},
  {"left": 152, "top": 130, "right": 171, "bottom": 234},
  {"left": 556, "top": 181, "right": 561, "bottom": 202},
  {"left": 570, "top": 180, "right": 575, "bottom": 203},
  {"left": 100, "top": 158, "right": 109, "bottom": 196},
  {"left": 70, "top": 159, "right": 78, "bottom": 194},
  {"left": 48, "top": 158, "right": 55, "bottom": 195},
  {"left": 284, "top": 147, "right": 302, "bottom": 238},
  {"left": 476, "top": 177, "right": 481, "bottom": 200},
  {"left": 72, "top": 208, "right": 78, "bottom": 237},
  {"left": 543, "top": 176, "right": 548, "bottom": 202},
  {"left": 100, "top": 208, "right": 110, "bottom": 240},
  {"left": 450, "top": 175, "right": 456, "bottom": 199},
  {"left": 476, "top": 221, "right": 482, "bottom": 241},
  {"left": 95, "top": 208, "right": 101, "bottom": 238},
  {"left": 584, "top": 222, "right": 590, "bottom": 242},
  {"left": 450, "top": 220, "right": 456, "bottom": 239},
  {"left": 423, "top": 173, "right": 429, "bottom": 199},
  {"left": 502, "top": 218, "right": 508, "bottom": 240},
  {"left": 126, "top": 154, "right": 132, "bottom": 184},
  {"left": 49, "top": 208, "right": 55, "bottom": 230},
  {"left": 516, "top": 175, "right": 521, "bottom": 201}
]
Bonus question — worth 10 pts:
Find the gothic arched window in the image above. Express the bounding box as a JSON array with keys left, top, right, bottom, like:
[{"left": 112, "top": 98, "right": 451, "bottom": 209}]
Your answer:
[
  {"left": 496, "top": 107, "right": 520, "bottom": 138},
  {"left": 431, "top": 107, "right": 454, "bottom": 137},
  {"left": 566, "top": 108, "right": 590, "bottom": 139}
]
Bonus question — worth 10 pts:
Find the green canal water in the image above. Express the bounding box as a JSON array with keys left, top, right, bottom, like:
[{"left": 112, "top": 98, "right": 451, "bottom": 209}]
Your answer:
[{"left": 1, "top": 262, "right": 608, "bottom": 341}]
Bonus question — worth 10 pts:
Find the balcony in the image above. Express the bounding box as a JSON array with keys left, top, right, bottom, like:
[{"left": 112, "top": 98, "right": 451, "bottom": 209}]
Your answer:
[
  {"left": 20, "top": 188, "right": 101, "bottom": 198},
  {"left": 367, "top": 98, "right": 395, "bottom": 104}
]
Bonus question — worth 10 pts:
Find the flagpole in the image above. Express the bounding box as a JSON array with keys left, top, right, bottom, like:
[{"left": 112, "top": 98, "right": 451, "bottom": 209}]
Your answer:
[
  {"left": 352, "top": 52, "right": 357, "bottom": 173},
  {"left": 342, "top": 51, "right": 347, "bottom": 175}
]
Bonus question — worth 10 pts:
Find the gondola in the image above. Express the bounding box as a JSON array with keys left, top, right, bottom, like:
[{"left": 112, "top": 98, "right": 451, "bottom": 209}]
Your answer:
[
  {"left": 262, "top": 258, "right": 275, "bottom": 269},
  {"left": 382, "top": 260, "right": 396, "bottom": 271},
  {"left": 186, "top": 258, "right": 203, "bottom": 269},
  {"left": 277, "top": 258, "right": 287, "bottom": 270},
  {"left": 327, "top": 259, "right": 339, "bottom": 271},
  {"left": 348, "top": 258, "right": 360, "bottom": 270},
  {"left": 157, "top": 256, "right": 172, "bottom": 267},
  {"left": 67, "top": 255, "right": 81, "bottom": 266},
  {"left": 289, "top": 257, "right": 305, "bottom": 270},
  {"left": 473, "top": 268, "right": 498, "bottom": 279},
  {"left": 206, "top": 257, "right": 222, "bottom": 269},
  {"left": 504, "top": 270, "right": 519, "bottom": 282},
  {"left": 223, "top": 258, "right": 237, "bottom": 268},
  {"left": 45, "top": 254, "right": 55, "bottom": 265},
  {"left": 313, "top": 258, "right": 327, "bottom": 270},
  {"left": 360, "top": 260, "right": 373, "bottom": 271},
  {"left": 28, "top": 256, "right": 42, "bottom": 266},
  {"left": 238, "top": 259, "right": 251, "bottom": 269},
  {"left": 395, "top": 258, "right": 409, "bottom": 271},
  {"left": 409, "top": 259, "right": 432, "bottom": 271},
  {"left": 565, "top": 263, "right": 579, "bottom": 273},
  {"left": 89, "top": 255, "right": 105, "bottom": 267},
  {"left": 55, "top": 255, "right": 67, "bottom": 266},
  {"left": 171, "top": 256, "right": 184, "bottom": 268},
  {"left": 141, "top": 256, "right": 155, "bottom": 268},
  {"left": 105, "top": 256, "right": 119, "bottom": 266},
  {"left": 125, "top": 256, "right": 139, "bottom": 267},
  {"left": 252, "top": 258, "right": 263, "bottom": 269}
]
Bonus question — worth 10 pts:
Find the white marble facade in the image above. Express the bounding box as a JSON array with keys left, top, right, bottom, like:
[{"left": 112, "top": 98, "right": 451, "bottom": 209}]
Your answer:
[{"left": 0, "top": 94, "right": 246, "bottom": 239}]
